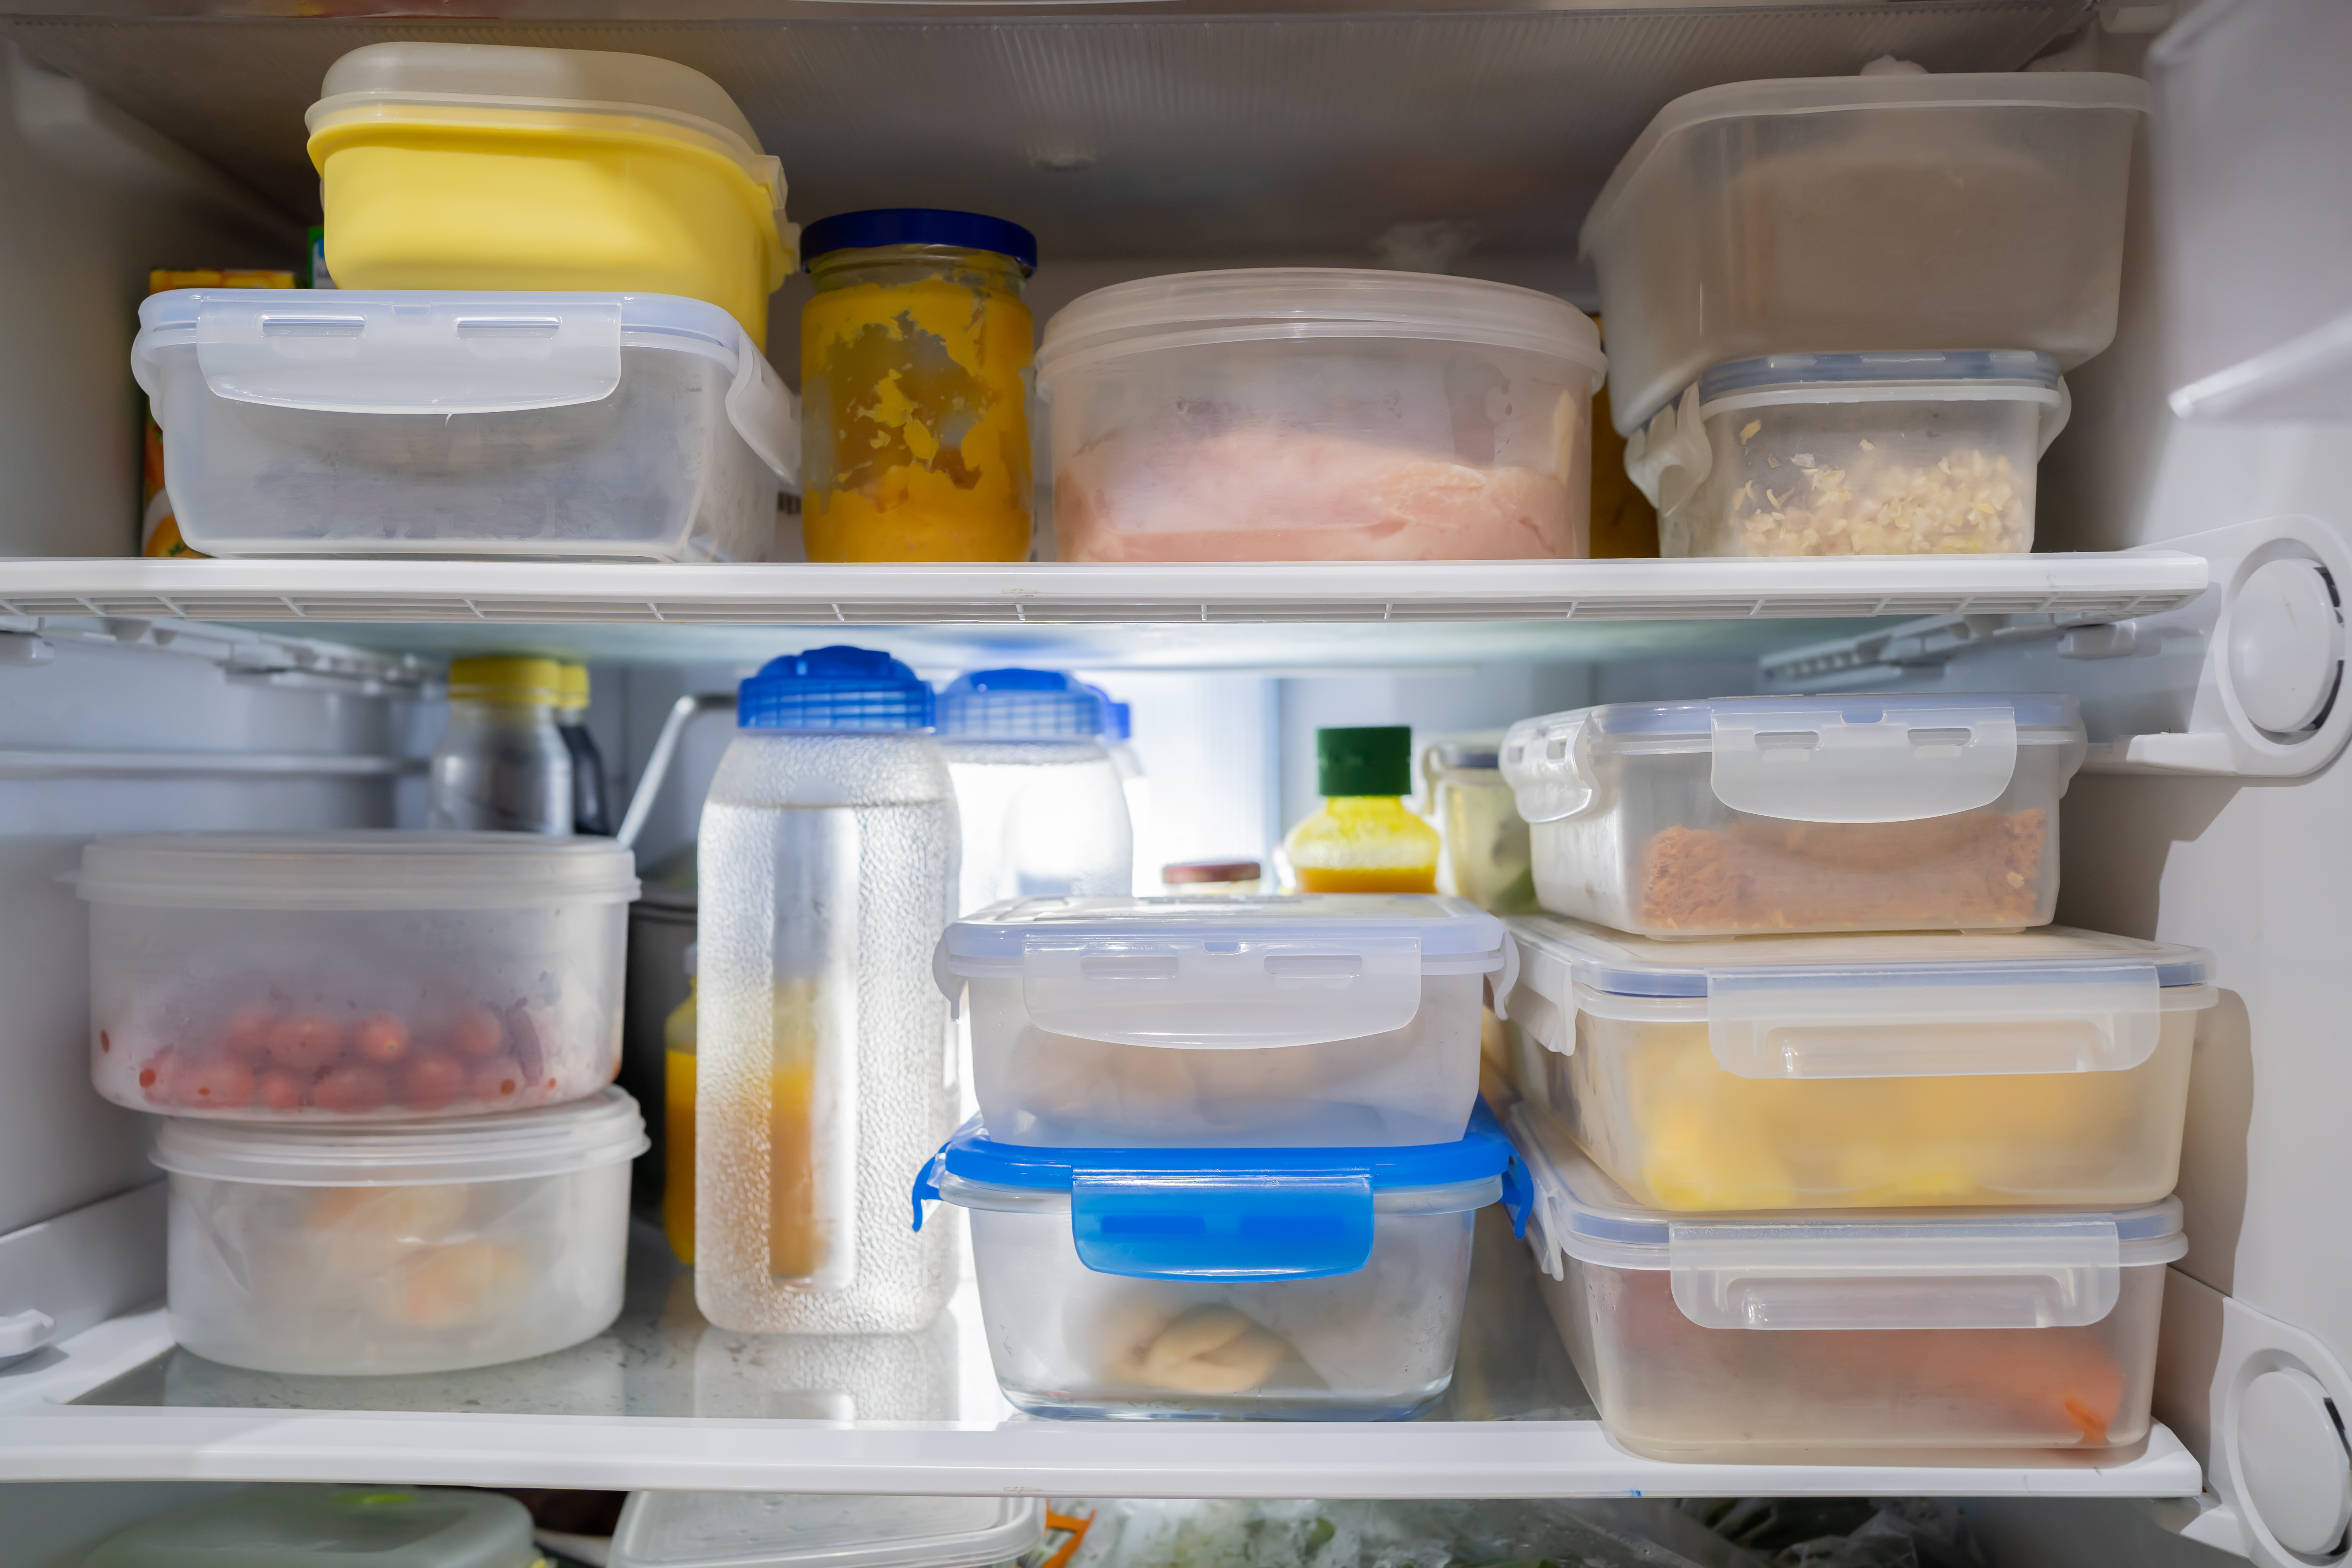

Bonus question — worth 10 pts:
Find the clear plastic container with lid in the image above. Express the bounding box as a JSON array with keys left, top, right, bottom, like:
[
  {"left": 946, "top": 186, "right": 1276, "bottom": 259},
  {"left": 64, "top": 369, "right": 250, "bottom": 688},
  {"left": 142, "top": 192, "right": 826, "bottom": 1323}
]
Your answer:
[
  {"left": 1581, "top": 71, "right": 2148, "bottom": 437},
  {"left": 1630, "top": 352, "right": 2071, "bottom": 558},
  {"left": 131, "top": 288, "right": 797, "bottom": 561},
  {"left": 155, "top": 1087, "right": 645, "bottom": 1374},
  {"left": 911, "top": 1110, "right": 1528, "bottom": 1418},
  {"left": 84, "top": 1486, "right": 540, "bottom": 1568},
  {"left": 1037, "top": 269, "right": 1607, "bottom": 561},
  {"left": 611, "top": 1494, "right": 1043, "bottom": 1568},
  {"left": 800, "top": 209, "right": 1038, "bottom": 562},
  {"left": 695, "top": 646, "right": 960, "bottom": 1334},
  {"left": 80, "top": 831, "right": 636, "bottom": 1119},
  {"left": 1507, "top": 1102, "right": 2185, "bottom": 1463},
  {"left": 307, "top": 42, "right": 793, "bottom": 346},
  {"left": 938, "top": 669, "right": 1134, "bottom": 914},
  {"left": 935, "top": 894, "right": 1514, "bottom": 1147},
  {"left": 1499, "top": 915, "right": 2215, "bottom": 1213},
  {"left": 1420, "top": 737, "right": 1536, "bottom": 913},
  {"left": 1500, "top": 692, "right": 2088, "bottom": 937}
]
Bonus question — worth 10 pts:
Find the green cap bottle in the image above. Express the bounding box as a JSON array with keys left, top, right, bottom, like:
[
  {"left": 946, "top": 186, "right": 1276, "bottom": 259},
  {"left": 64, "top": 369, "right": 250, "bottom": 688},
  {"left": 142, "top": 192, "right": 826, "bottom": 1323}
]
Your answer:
[{"left": 1316, "top": 725, "right": 1413, "bottom": 797}]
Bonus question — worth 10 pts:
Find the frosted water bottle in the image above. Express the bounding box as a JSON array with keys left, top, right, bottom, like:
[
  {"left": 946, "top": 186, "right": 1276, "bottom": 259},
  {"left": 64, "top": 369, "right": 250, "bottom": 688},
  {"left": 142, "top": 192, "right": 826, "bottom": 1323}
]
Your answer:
[
  {"left": 936, "top": 668, "right": 1132, "bottom": 914},
  {"left": 694, "top": 646, "right": 960, "bottom": 1333}
]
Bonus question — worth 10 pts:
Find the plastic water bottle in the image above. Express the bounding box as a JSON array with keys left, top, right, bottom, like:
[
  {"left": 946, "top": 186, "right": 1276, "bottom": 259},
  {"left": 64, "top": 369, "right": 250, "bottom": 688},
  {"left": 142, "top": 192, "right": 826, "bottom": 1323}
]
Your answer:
[
  {"left": 936, "top": 669, "right": 1132, "bottom": 914},
  {"left": 429, "top": 657, "right": 573, "bottom": 835}
]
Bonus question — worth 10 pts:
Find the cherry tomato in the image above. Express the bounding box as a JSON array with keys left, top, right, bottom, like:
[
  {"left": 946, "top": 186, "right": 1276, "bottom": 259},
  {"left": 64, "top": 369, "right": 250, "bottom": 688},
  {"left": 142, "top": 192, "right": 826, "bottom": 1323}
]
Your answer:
[
  {"left": 352, "top": 1015, "right": 410, "bottom": 1065},
  {"left": 137, "top": 1049, "right": 178, "bottom": 1104},
  {"left": 313, "top": 1064, "right": 390, "bottom": 1115},
  {"left": 267, "top": 1014, "right": 345, "bottom": 1071},
  {"left": 398, "top": 1052, "right": 467, "bottom": 1113},
  {"left": 256, "top": 1069, "right": 310, "bottom": 1113},
  {"left": 177, "top": 1058, "right": 257, "bottom": 1109},
  {"left": 447, "top": 1004, "right": 505, "bottom": 1059},
  {"left": 469, "top": 1057, "right": 524, "bottom": 1103},
  {"left": 221, "top": 1009, "right": 275, "bottom": 1062}
]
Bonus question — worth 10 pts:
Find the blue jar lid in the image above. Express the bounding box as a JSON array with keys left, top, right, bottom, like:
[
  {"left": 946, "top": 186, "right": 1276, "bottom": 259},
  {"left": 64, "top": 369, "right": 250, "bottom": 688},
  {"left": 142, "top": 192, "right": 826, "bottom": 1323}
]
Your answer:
[
  {"left": 937, "top": 668, "right": 1108, "bottom": 739},
  {"left": 802, "top": 209, "right": 1039, "bottom": 275},
  {"left": 738, "top": 646, "right": 934, "bottom": 731},
  {"left": 911, "top": 1103, "right": 1530, "bottom": 1282},
  {"left": 1699, "top": 349, "right": 2062, "bottom": 404},
  {"left": 1085, "top": 685, "right": 1133, "bottom": 742}
]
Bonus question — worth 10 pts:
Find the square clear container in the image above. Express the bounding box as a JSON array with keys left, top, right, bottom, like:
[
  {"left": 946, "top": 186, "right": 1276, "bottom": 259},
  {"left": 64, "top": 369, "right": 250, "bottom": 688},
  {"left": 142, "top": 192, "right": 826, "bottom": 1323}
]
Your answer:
[
  {"left": 80, "top": 832, "right": 638, "bottom": 1120},
  {"left": 83, "top": 1486, "right": 540, "bottom": 1568},
  {"left": 911, "top": 1112, "right": 1525, "bottom": 1419},
  {"left": 1579, "top": 72, "right": 2148, "bottom": 436},
  {"left": 1631, "top": 352, "right": 2070, "bottom": 558},
  {"left": 1500, "top": 915, "right": 2215, "bottom": 1213},
  {"left": 152, "top": 1087, "right": 647, "bottom": 1375},
  {"left": 131, "top": 289, "right": 799, "bottom": 560},
  {"left": 611, "top": 1494, "right": 1042, "bottom": 1568},
  {"left": 1034, "top": 269, "right": 1606, "bottom": 561},
  {"left": 1499, "top": 693, "right": 2088, "bottom": 937},
  {"left": 934, "top": 894, "right": 1515, "bottom": 1147},
  {"left": 1507, "top": 1102, "right": 2184, "bottom": 1464}
]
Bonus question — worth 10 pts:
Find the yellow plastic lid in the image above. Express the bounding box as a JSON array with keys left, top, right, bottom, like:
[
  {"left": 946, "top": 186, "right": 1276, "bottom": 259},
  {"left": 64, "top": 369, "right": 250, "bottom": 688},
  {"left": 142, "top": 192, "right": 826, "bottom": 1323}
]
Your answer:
[
  {"left": 448, "top": 655, "right": 564, "bottom": 705},
  {"left": 557, "top": 663, "right": 590, "bottom": 712}
]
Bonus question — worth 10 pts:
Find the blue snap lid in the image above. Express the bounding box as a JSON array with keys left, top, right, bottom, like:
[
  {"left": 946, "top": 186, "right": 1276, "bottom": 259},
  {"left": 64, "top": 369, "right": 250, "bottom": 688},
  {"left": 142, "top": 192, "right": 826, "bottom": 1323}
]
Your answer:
[
  {"left": 802, "top": 209, "right": 1039, "bottom": 275},
  {"left": 738, "top": 645, "right": 934, "bottom": 731},
  {"left": 911, "top": 1102, "right": 1530, "bottom": 1283},
  {"left": 937, "top": 668, "right": 1109, "bottom": 739},
  {"left": 1699, "top": 350, "right": 2062, "bottom": 404}
]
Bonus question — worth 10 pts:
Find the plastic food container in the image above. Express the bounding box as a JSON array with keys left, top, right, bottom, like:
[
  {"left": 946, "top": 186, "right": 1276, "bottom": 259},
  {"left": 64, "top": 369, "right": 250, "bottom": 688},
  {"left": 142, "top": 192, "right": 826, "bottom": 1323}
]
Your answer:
[
  {"left": 1037, "top": 269, "right": 1606, "bottom": 561},
  {"left": 611, "top": 1494, "right": 1043, "bottom": 1568},
  {"left": 912, "top": 1111, "right": 1527, "bottom": 1418},
  {"left": 132, "top": 289, "right": 797, "bottom": 561},
  {"left": 1500, "top": 693, "right": 2087, "bottom": 937},
  {"left": 1420, "top": 740, "right": 1536, "bottom": 913},
  {"left": 1508, "top": 1103, "right": 2184, "bottom": 1463},
  {"left": 934, "top": 894, "right": 1514, "bottom": 1147},
  {"left": 1581, "top": 72, "right": 2148, "bottom": 435},
  {"left": 1631, "top": 352, "right": 2070, "bottom": 558},
  {"left": 1501, "top": 915, "right": 2214, "bottom": 1213},
  {"left": 84, "top": 1486, "right": 540, "bottom": 1568},
  {"left": 307, "top": 42, "right": 792, "bottom": 347},
  {"left": 82, "top": 832, "right": 638, "bottom": 1120},
  {"left": 154, "top": 1087, "right": 645, "bottom": 1375}
]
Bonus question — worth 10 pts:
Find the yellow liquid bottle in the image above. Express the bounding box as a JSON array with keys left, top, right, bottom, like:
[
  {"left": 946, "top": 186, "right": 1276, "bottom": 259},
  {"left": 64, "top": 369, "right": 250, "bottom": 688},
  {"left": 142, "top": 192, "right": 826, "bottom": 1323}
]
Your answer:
[
  {"left": 661, "top": 968, "right": 698, "bottom": 1265},
  {"left": 1284, "top": 726, "right": 1440, "bottom": 894}
]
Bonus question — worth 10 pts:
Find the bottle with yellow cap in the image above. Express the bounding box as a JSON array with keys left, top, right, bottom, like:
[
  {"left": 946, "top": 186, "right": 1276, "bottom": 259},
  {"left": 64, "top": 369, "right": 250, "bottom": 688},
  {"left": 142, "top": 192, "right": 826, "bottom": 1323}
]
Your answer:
[
  {"left": 430, "top": 656, "right": 574, "bottom": 835},
  {"left": 555, "top": 663, "right": 612, "bottom": 836},
  {"left": 1282, "top": 725, "right": 1440, "bottom": 893}
]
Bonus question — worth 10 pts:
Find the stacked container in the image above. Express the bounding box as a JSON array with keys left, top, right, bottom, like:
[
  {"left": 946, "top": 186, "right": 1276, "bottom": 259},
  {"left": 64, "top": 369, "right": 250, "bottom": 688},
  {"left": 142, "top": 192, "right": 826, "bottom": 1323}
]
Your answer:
[
  {"left": 1494, "top": 692, "right": 2212, "bottom": 1462},
  {"left": 78, "top": 831, "right": 648, "bottom": 1374},
  {"left": 1583, "top": 69, "right": 2146, "bottom": 556},
  {"left": 921, "top": 893, "right": 1527, "bottom": 1417}
]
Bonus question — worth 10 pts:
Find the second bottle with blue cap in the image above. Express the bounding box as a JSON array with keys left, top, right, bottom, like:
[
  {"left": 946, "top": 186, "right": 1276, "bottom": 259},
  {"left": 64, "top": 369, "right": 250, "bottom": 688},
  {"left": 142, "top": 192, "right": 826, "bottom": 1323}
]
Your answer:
[
  {"left": 938, "top": 668, "right": 1134, "bottom": 915},
  {"left": 694, "top": 644, "right": 961, "bottom": 1334}
]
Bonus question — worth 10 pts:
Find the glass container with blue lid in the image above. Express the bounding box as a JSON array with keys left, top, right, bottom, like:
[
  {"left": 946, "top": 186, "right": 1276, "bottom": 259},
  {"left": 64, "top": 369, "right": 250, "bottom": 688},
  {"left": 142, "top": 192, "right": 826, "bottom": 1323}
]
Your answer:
[{"left": 912, "top": 1104, "right": 1528, "bottom": 1419}]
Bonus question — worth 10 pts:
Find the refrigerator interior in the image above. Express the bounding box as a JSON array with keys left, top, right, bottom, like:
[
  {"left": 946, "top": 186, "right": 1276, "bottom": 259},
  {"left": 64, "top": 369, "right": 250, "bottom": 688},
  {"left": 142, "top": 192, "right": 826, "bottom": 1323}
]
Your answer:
[{"left": 0, "top": 2, "right": 2348, "bottom": 1563}]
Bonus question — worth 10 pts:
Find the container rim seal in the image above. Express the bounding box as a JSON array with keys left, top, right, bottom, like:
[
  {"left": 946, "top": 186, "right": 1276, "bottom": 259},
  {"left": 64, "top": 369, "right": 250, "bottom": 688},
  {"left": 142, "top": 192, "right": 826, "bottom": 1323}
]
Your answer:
[
  {"left": 77, "top": 830, "right": 642, "bottom": 911},
  {"left": 152, "top": 1086, "right": 648, "bottom": 1186}
]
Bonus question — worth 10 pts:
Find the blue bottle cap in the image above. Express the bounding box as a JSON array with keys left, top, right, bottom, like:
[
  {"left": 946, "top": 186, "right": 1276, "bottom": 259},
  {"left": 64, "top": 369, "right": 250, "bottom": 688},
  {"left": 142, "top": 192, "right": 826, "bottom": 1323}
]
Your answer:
[
  {"left": 738, "top": 646, "right": 934, "bottom": 731},
  {"left": 936, "top": 668, "right": 1108, "bottom": 739},
  {"left": 1084, "top": 685, "right": 1134, "bottom": 742},
  {"left": 801, "top": 209, "right": 1039, "bottom": 275}
]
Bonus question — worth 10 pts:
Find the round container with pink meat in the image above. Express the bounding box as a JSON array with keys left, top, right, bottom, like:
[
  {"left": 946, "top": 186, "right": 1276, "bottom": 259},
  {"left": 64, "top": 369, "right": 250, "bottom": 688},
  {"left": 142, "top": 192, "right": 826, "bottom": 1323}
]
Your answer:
[
  {"left": 1036, "top": 269, "right": 1606, "bottom": 562},
  {"left": 80, "top": 831, "right": 638, "bottom": 1120}
]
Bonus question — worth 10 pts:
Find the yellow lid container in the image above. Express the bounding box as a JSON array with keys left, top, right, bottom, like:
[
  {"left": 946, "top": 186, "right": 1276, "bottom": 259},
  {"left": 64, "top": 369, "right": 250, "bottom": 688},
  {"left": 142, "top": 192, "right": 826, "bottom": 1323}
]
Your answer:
[
  {"left": 448, "top": 655, "right": 565, "bottom": 705},
  {"left": 556, "top": 662, "right": 590, "bottom": 713},
  {"left": 307, "top": 43, "right": 792, "bottom": 349}
]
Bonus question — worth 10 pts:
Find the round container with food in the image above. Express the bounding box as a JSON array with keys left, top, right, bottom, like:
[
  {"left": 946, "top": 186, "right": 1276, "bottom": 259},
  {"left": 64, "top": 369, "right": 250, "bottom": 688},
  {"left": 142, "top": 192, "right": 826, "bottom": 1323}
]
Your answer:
[
  {"left": 81, "top": 832, "right": 638, "bottom": 1120},
  {"left": 154, "top": 1087, "right": 646, "bottom": 1375},
  {"left": 1037, "top": 269, "right": 1606, "bottom": 562}
]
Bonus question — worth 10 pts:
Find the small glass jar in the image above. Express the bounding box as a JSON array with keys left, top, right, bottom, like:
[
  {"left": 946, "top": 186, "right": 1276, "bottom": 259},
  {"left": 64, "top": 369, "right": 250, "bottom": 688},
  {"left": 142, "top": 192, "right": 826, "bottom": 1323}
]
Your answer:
[
  {"left": 799, "top": 209, "right": 1038, "bottom": 562},
  {"left": 429, "top": 656, "right": 573, "bottom": 836}
]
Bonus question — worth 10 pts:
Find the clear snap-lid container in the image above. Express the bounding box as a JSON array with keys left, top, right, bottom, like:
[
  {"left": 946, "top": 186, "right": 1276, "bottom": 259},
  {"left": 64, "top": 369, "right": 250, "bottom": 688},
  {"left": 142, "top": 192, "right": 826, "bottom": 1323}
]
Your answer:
[
  {"left": 611, "top": 1494, "right": 1043, "bottom": 1568},
  {"left": 1036, "top": 269, "right": 1606, "bottom": 562},
  {"left": 1580, "top": 71, "right": 2148, "bottom": 436},
  {"left": 934, "top": 894, "right": 1515, "bottom": 1147},
  {"left": 1500, "top": 693, "right": 2088, "bottom": 937},
  {"left": 132, "top": 289, "right": 798, "bottom": 561},
  {"left": 911, "top": 1108, "right": 1529, "bottom": 1418},
  {"left": 83, "top": 1485, "right": 540, "bottom": 1568},
  {"left": 153, "top": 1087, "right": 646, "bottom": 1375},
  {"left": 1629, "top": 351, "right": 2070, "bottom": 558},
  {"left": 1507, "top": 1101, "right": 2183, "bottom": 1463},
  {"left": 1500, "top": 915, "right": 2214, "bottom": 1213},
  {"left": 81, "top": 831, "right": 638, "bottom": 1120}
]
